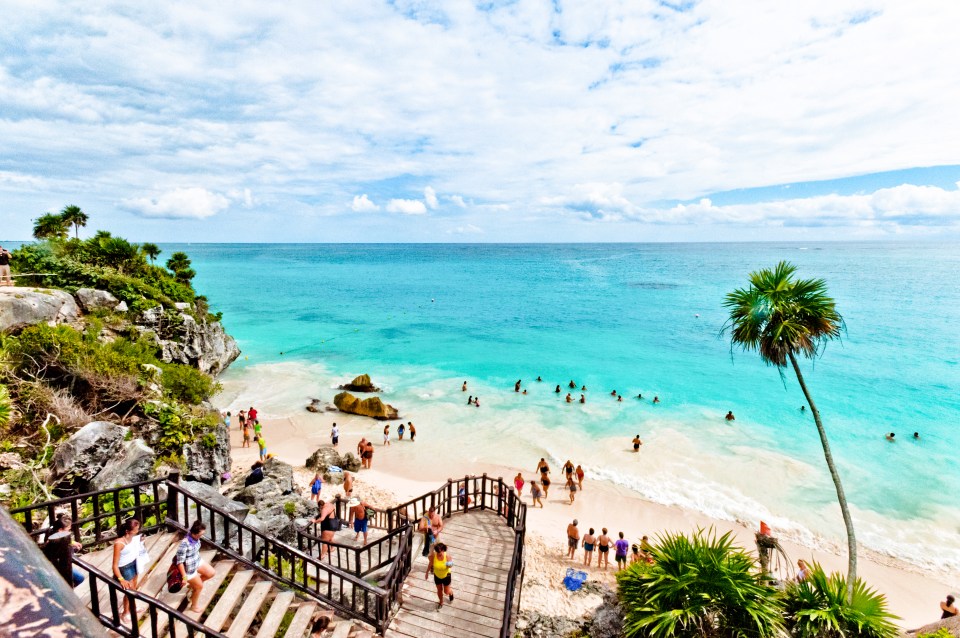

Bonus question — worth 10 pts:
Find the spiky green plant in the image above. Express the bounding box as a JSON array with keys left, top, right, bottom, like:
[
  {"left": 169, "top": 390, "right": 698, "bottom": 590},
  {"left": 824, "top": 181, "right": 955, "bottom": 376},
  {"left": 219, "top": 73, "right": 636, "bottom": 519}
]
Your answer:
[
  {"left": 617, "top": 528, "right": 783, "bottom": 638},
  {"left": 782, "top": 564, "right": 898, "bottom": 638},
  {"left": 0, "top": 384, "right": 13, "bottom": 428}
]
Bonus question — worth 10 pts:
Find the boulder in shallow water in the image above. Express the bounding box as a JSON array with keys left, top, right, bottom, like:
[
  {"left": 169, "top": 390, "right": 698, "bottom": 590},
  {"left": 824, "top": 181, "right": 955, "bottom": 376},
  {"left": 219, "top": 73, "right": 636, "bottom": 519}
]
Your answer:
[
  {"left": 306, "top": 398, "right": 322, "bottom": 413},
  {"left": 338, "top": 374, "right": 381, "bottom": 393},
  {"left": 333, "top": 392, "right": 398, "bottom": 420}
]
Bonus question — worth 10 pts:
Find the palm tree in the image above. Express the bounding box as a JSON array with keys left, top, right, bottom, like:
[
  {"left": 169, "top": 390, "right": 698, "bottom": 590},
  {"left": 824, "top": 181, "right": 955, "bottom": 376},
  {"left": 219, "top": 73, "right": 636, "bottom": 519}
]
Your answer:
[
  {"left": 141, "top": 242, "right": 161, "bottom": 264},
  {"left": 723, "top": 261, "right": 856, "bottom": 600},
  {"left": 32, "top": 213, "right": 69, "bottom": 240},
  {"left": 60, "top": 205, "right": 88, "bottom": 239}
]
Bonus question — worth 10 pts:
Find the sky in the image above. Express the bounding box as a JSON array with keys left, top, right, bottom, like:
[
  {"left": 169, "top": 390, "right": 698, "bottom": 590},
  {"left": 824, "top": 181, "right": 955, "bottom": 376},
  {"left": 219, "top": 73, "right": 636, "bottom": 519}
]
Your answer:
[{"left": 2, "top": 0, "right": 960, "bottom": 242}]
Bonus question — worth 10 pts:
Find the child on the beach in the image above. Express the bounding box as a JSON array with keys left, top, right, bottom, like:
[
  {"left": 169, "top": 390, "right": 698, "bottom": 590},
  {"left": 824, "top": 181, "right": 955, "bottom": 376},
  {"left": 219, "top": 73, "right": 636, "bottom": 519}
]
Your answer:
[
  {"left": 253, "top": 419, "right": 262, "bottom": 437},
  {"left": 224, "top": 411, "right": 231, "bottom": 429},
  {"left": 310, "top": 473, "right": 322, "bottom": 502},
  {"left": 398, "top": 423, "right": 405, "bottom": 440},
  {"left": 255, "top": 433, "right": 267, "bottom": 460}
]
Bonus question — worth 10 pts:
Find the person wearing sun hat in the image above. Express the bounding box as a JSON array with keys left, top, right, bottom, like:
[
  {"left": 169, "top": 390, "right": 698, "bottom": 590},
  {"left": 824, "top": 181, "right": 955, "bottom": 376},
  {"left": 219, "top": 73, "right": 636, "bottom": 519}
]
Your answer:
[{"left": 349, "top": 496, "right": 373, "bottom": 544}]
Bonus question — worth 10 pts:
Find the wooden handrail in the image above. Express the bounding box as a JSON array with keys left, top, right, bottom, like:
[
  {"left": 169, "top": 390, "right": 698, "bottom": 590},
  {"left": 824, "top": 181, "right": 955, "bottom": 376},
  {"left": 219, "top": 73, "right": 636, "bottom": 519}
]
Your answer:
[
  {"left": 297, "top": 521, "right": 409, "bottom": 578},
  {"left": 76, "top": 556, "right": 226, "bottom": 638}
]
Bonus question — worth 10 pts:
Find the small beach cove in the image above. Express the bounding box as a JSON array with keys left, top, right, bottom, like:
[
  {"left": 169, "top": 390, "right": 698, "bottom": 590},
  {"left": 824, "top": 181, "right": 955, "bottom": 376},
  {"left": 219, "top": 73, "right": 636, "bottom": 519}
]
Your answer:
[{"left": 216, "top": 362, "right": 959, "bottom": 629}]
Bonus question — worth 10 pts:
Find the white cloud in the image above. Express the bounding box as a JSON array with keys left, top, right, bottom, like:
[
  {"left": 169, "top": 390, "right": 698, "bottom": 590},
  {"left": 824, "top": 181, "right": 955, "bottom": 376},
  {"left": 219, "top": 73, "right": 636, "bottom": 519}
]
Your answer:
[
  {"left": 449, "top": 195, "right": 466, "bottom": 208},
  {"left": 424, "top": 186, "right": 438, "bottom": 209},
  {"left": 121, "top": 187, "right": 229, "bottom": 219},
  {"left": 386, "top": 198, "right": 427, "bottom": 215},
  {"left": 351, "top": 194, "right": 379, "bottom": 212},
  {"left": 449, "top": 224, "right": 484, "bottom": 235}
]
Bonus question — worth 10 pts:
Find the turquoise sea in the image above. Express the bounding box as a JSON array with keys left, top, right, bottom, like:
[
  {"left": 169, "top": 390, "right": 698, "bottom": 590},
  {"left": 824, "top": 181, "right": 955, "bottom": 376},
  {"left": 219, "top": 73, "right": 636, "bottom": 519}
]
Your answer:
[{"left": 180, "top": 242, "right": 959, "bottom": 574}]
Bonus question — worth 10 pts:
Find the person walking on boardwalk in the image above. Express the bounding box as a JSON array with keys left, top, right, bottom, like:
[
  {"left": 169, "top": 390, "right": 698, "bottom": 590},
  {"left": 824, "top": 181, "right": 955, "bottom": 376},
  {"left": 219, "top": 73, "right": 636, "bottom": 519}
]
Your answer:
[
  {"left": 566, "top": 519, "right": 580, "bottom": 559},
  {"left": 419, "top": 506, "right": 443, "bottom": 557},
  {"left": 597, "top": 528, "right": 612, "bottom": 571},
  {"left": 176, "top": 520, "right": 215, "bottom": 614},
  {"left": 425, "top": 542, "right": 454, "bottom": 610},
  {"left": 112, "top": 518, "right": 143, "bottom": 623},
  {"left": 582, "top": 528, "right": 596, "bottom": 567},
  {"left": 514, "top": 472, "right": 525, "bottom": 496},
  {"left": 530, "top": 480, "right": 544, "bottom": 508}
]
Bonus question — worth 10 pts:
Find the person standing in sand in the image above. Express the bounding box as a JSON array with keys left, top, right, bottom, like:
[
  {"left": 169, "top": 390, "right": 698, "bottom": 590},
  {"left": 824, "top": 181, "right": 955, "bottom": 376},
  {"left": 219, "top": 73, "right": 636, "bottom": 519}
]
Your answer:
[
  {"left": 575, "top": 464, "right": 584, "bottom": 490},
  {"left": 541, "top": 473, "right": 551, "bottom": 499},
  {"left": 614, "top": 532, "right": 630, "bottom": 571},
  {"left": 255, "top": 433, "right": 267, "bottom": 460},
  {"left": 398, "top": 422, "right": 405, "bottom": 440},
  {"left": 357, "top": 437, "right": 367, "bottom": 458},
  {"left": 632, "top": 435, "right": 642, "bottom": 452},
  {"left": 530, "top": 480, "right": 543, "bottom": 508},
  {"left": 248, "top": 405, "right": 258, "bottom": 423},
  {"left": 363, "top": 441, "right": 374, "bottom": 469},
  {"left": 597, "top": 528, "right": 612, "bottom": 571},
  {"left": 242, "top": 420, "right": 251, "bottom": 448},
  {"left": 566, "top": 476, "right": 577, "bottom": 504},
  {"left": 330, "top": 423, "right": 339, "bottom": 447},
  {"left": 223, "top": 411, "right": 231, "bottom": 430},
  {"left": 566, "top": 519, "right": 580, "bottom": 560},
  {"left": 941, "top": 595, "right": 958, "bottom": 618},
  {"left": 562, "top": 460, "right": 574, "bottom": 480},
  {"left": 383, "top": 424, "right": 391, "bottom": 446},
  {"left": 238, "top": 409, "right": 247, "bottom": 431},
  {"left": 582, "top": 528, "right": 596, "bottom": 567},
  {"left": 409, "top": 422, "right": 416, "bottom": 441},
  {"left": 514, "top": 472, "right": 525, "bottom": 496}
]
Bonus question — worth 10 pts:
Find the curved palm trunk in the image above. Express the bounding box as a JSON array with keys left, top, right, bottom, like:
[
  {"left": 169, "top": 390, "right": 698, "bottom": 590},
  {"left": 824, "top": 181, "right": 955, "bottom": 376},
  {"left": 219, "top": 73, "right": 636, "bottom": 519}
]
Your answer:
[{"left": 788, "top": 351, "right": 857, "bottom": 601}]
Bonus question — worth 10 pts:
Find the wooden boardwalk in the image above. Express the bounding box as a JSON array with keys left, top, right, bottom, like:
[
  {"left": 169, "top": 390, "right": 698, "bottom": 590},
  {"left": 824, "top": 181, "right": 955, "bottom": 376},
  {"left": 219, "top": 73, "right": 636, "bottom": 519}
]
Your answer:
[{"left": 386, "top": 510, "right": 514, "bottom": 638}]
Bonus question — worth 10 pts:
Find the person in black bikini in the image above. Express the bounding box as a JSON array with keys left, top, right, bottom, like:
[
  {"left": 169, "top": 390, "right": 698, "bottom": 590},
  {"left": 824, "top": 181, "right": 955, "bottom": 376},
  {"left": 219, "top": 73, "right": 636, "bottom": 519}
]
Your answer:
[
  {"left": 310, "top": 500, "right": 337, "bottom": 560},
  {"left": 632, "top": 435, "right": 642, "bottom": 452},
  {"left": 597, "top": 528, "right": 612, "bottom": 571}
]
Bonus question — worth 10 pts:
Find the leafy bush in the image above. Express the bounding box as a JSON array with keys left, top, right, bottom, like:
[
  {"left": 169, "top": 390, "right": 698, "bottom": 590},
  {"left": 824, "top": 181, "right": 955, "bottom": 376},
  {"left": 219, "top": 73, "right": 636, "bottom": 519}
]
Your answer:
[
  {"left": 0, "top": 384, "right": 12, "bottom": 428},
  {"left": 617, "top": 528, "right": 783, "bottom": 638},
  {"left": 161, "top": 364, "right": 219, "bottom": 405},
  {"left": 782, "top": 564, "right": 898, "bottom": 638},
  {"left": 917, "top": 629, "right": 952, "bottom": 638}
]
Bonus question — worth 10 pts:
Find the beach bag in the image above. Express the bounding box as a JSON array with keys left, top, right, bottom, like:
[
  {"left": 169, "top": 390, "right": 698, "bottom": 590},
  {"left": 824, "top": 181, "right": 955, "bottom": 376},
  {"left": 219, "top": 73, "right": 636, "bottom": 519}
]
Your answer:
[
  {"left": 327, "top": 510, "right": 343, "bottom": 532},
  {"left": 562, "top": 568, "right": 587, "bottom": 592},
  {"left": 136, "top": 538, "right": 151, "bottom": 576},
  {"left": 166, "top": 559, "right": 184, "bottom": 594}
]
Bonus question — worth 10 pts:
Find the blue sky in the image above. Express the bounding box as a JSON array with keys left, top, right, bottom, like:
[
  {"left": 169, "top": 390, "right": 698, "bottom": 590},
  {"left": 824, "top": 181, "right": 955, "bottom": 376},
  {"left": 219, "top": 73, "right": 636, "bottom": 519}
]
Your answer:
[{"left": 2, "top": 0, "right": 960, "bottom": 242}]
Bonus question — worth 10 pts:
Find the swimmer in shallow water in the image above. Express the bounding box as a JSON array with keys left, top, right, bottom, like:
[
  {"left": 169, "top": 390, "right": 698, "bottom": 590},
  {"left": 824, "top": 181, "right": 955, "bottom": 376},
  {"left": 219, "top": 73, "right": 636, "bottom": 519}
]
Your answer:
[
  {"left": 617, "top": 394, "right": 623, "bottom": 402},
  {"left": 555, "top": 385, "right": 561, "bottom": 393},
  {"left": 580, "top": 394, "right": 585, "bottom": 404},
  {"left": 637, "top": 393, "right": 642, "bottom": 399},
  {"left": 566, "top": 393, "right": 573, "bottom": 403},
  {"left": 522, "top": 389, "right": 528, "bottom": 395},
  {"left": 467, "top": 395, "right": 473, "bottom": 405},
  {"left": 610, "top": 390, "right": 617, "bottom": 396},
  {"left": 725, "top": 411, "right": 735, "bottom": 421},
  {"left": 462, "top": 381, "right": 467, "bottom": 392},
  {"left": 885, "top": 432, "right": 895, "bottom": 441},
  {"left": 913, "top": 432, "right": 920, "bottom": 440},
  {"left": 653, "top": 396, "right": 660, "bottom": 404},
  {"left": 536, "top": 376, "right": 542, "bottom": 382},
  {"left": 569, "top": 380, "right": 577, "bottom": 389}
]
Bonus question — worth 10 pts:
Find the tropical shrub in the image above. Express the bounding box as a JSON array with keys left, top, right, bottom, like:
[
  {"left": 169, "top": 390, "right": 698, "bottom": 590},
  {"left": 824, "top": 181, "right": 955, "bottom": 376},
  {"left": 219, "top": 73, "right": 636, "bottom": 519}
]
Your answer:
[
  {"left": 782, "top": 564, "right": 898, "bottom": 638},
  {"left": 0, "top": 384, "right": 13, "bottom": 428},
  {"left": 161, "top": 363, "right": 220, "bottom": 405},
  {"left": 617, "top": 529, "right": 783, "bottom": 638}
]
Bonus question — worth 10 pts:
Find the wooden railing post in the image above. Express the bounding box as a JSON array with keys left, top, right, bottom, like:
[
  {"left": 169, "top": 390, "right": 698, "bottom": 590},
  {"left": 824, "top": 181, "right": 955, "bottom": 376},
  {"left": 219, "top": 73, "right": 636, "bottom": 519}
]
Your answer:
[
  {"left": 497, "top": 476, "right": 504, "bottom": 519},
  {"left": 166, "top": 473, "right": 180, "bottom": 530},
  {"left": 481, "top": 473, "right": 487, "bottom": 510}
]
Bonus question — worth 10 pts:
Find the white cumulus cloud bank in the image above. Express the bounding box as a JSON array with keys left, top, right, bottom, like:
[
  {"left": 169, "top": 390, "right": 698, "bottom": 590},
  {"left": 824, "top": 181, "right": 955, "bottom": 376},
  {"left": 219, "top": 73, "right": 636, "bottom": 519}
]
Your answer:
[
  {"left": 424, "top": 186, "right": 438, "bottom": 209},
  {"left": 386, "top": 199, "right": 427, "bottom": 215},
  {"left": 351, "top": 194, "right": 379, "bottom": 212},
  {"left": 121, "top": 187, "right": 229, "bottom": 219}
]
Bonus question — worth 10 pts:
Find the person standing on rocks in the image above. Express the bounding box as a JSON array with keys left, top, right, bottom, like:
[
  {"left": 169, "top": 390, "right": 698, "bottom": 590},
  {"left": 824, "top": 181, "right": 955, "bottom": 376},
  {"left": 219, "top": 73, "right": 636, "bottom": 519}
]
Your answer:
[
  {"left": 330, "top": 423, "right": 339, "bottom": 447},
  {"left": 0, "top": 245, "right": 12, "bottom": 287},
  {"left": 566, "top": 519, "right": 580, "bottom": 560},
  {"left": 310, "top": 473, "right": 323, "bottom": 502}
]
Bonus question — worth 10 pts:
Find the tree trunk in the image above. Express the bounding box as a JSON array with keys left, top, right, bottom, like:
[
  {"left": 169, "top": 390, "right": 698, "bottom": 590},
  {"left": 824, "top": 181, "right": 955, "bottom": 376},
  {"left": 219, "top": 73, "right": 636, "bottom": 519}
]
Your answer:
[{"left": 789, "top": 351, "right": 857, "bottom": 601}]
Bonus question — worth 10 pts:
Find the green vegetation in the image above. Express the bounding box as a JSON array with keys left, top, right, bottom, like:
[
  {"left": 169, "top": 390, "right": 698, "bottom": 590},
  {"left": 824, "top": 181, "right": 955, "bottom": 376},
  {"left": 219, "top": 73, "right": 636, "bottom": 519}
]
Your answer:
[
  {"left": 616, "top": 531, "right": 897, "bottom": 638},
  {"left": 1, "top": 209, "right": 230, "bottom": 509},
  {"left": 617, "top": 529, "right": 782, "bottom": 638},
  {"left": 723, "top": 261, "right": 857, "bottom": 599},
  {"left": 782, "top": 564, "right": 898, "bottom": 638},
  {"left": 917, "top": 629, "right": 953, "bottom": 638}
]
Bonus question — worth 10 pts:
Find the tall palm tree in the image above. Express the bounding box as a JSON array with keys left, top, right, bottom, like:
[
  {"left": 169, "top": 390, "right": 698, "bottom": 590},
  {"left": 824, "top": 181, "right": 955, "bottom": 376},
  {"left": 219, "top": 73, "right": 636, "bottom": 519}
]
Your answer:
[
  {"left": 60, "top": 205, "right": 88, "bottom": 239},
  {"left": 723, "top": 261, "right": 856, "bottom": 600},
  {"left": 32, "top": 213, "right": 69, "bottom": 240},
  {"left": 141, "top": 242, "right": 161, "bottom": 264}
]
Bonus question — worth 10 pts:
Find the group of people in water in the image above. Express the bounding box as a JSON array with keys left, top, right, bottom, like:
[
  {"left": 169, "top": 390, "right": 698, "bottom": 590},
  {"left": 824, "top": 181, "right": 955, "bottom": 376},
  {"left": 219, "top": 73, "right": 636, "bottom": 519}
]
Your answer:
[{"left": 462, "top": 378, "right": 662, "bottom": 407}]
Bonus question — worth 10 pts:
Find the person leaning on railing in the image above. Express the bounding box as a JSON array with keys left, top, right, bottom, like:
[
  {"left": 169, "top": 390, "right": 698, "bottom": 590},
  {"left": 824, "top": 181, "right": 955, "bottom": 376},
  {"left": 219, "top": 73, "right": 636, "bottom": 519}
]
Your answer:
[{"left": 176, "top": 520, "right": 215, "bottom": 614}]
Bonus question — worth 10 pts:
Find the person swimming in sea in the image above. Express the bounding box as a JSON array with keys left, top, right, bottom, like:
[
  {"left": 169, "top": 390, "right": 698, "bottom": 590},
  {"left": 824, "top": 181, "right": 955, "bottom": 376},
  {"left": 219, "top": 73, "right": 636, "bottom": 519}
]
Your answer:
[
  {"left": 653, "top": 396, "right": 660, "bottom": 404},
  {"left": 555, "top": 385, "right": 561, "bottom": 393},
  {"left": 637, "top": 393, "right": 642, "bottom": 399},
  {"left": 536, "top": 376, "right": 542, "bottom": 382},
  {"left": 565, "top": 393, "right": 573, "bottom": 403},
  {"left": 474, "top": 397, "right": 480, "bottom": 407},
  {"left": 569, "top": 380, "right": 577, "bottom": 389},
  {"left": 800, "top": 405, "right": 806, "bottom": 412},
  {"left": 467, "top": 395, "right": 473, "bottom": 405},
  {"left": 581, "top": 385, "right": 587, "bottom": 391},
  {"left": 515, "top": 379, "right": 521, "bottom": 392},
  {"left": 580, "top": 394, "right": 585, "bottom": 404},
  {"left": 913, "top": 432, "right": 920, "bottom": 439},
  {"left": 885, "top": 432, "right": 895, "bottom": 441},
  {"left": 610, "top": 390, "right": 617, "bottom": 396},
  {"left": 462, "top": 381, "right": 467, "bottom": 392},
  {"left": 522, "top": 389, "right": 528, "bottom": 395},
  {"left": 725, "top": 411, "right": 735, "bottom": 421}
]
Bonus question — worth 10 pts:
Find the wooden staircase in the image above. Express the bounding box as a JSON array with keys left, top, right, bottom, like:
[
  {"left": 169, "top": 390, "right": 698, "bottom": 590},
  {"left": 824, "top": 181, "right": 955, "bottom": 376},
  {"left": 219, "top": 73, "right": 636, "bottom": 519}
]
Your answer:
[{"left": 74, "top": 533, "right": 377, "bottom": 637}]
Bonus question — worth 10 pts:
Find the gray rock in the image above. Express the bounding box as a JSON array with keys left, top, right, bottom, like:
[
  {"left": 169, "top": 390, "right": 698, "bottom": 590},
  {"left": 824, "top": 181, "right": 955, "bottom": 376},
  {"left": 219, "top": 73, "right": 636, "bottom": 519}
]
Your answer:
[
  {"left": 306, "top": 398, "right": 322, "bottom": 413},
  {"left": 74, "top": 288, "right": 119, "bottom": 312},
  {"left": 228, "top": 458, "right": 296, "bottom": 505},
  {"left": 0, "top": 287, "right": 81, "bottom": 333},
  {"left": 306, "top": 446, "right": 361, "bottom": 474},
  {"left": 157, "top": 317, "right": 240, "bottom": 376},
  {"left": 0, "top": 452, "right": 24, "bottom": 470},
  {"left": 90, "top": 439, "right": 156, "bottom": 491},
  {"left": 49, "top": 421, "right": 128, "bottom": 491},
  {"left": 114, "top": 300, "right": 129, "bottom": 312},
  {"left": 182, "top": 420, "right": 231, "bottom": 485},
  {"left": 139, "top": 305, "right": 163, "bottom": 325},
  {"left": 175, "top": 480, "right": 250, "bottom": 543},
  {"left": 173, "top": 302, "right": 191, "bottom": 310},
  {"left": 516, "top": 611, "right": 586, "bottom": 638}
]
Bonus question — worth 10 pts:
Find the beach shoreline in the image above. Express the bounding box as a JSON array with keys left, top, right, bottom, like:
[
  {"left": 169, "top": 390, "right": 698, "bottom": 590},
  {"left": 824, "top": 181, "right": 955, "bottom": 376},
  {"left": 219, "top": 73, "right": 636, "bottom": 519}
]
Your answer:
[{"left": 218, "top": 386, "right": 956, "bottom": 630}]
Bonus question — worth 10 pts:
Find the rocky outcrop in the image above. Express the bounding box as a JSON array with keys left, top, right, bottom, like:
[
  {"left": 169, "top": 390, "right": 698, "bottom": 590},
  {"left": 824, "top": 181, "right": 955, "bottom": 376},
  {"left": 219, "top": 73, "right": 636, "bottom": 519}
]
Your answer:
[
  {"left": 305, "top": 446, "right": 361, "bottom": 485},
  {"left": 333, "top": 392, "right": 398, "bottom": 420},
  {"left": 153, "top": 314, "right": 240, "bottom": 376},
  {"left": 0, "top": 287, "right": 80, "bottom": 333},
  {"left": 223, "top": 458, "right": 314, "bottom": 543},
  {"left": 182, "top": 420, "right": 231, "bottom": 485},
  {"left": 74, "top": 288, "right": 119, "bottom": 312},
  {"left": 175, "top": 480, "right": 250, "bottom": 543},
  {"left": 49, "top": 421, "right": 128, "bottom": 491},
  {"left": 90, "top": 439, "right": 156, "bottom": 491},
  {"left": 909, "top": 615, "right": 960, "bottom": 637},
  {"left": 338, "top": 374, "right": 381, "bottom": 393},
  {"left": 515, "top": 613, "right": 587, "bottom": 638}
]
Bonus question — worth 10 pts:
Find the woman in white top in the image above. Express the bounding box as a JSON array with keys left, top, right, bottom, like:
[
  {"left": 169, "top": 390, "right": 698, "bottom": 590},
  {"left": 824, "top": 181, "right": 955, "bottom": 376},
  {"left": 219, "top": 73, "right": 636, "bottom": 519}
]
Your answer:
[{"left": 112, "top": 518, "right": 143, "bottom": 622}]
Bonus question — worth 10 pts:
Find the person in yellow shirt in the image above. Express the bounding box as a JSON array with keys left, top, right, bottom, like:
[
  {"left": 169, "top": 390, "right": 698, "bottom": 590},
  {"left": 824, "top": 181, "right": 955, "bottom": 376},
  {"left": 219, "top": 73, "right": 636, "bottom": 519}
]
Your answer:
[{"left": 424, "top": 542, "right": 454, "bottom": 610}]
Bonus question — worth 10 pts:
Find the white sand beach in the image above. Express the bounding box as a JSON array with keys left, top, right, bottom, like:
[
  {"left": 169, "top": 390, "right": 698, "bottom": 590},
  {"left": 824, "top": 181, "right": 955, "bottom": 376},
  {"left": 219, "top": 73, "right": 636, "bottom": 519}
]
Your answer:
[{"left": 220, "top": 405, "right": 957, "bottom": 630}]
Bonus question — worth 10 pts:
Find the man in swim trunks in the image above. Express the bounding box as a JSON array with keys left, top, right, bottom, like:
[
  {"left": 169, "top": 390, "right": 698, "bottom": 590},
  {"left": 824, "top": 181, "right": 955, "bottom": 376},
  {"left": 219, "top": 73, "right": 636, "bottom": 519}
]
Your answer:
[
  {"left": 632, "top": 435, "right": 642, "bottom": 452},
  {"left": 597, "top": 528, "right": 612, "bottom": 571},
  {"left": 566, "top": 519, "right": 580, "bottom": 559},
  {"left": 409, "top": 422, "right": 416, "bottom": 441},
  {"left": 350, "top": 497, "right": 373, "bottom": 543},
  {"left": 725, "top": 411, "right": 735, "bottom": 421},
  {"left": 357, "top": 437, "right": 366, "bottom": 458},
  {"left": 419, "top": 506, "right": 443, "bottom": 557}
]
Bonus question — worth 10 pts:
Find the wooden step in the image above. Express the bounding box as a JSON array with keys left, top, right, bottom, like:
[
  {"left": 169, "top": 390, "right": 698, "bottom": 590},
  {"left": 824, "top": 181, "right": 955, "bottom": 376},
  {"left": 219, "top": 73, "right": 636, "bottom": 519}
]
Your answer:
[
  {"left": 137, "top": 536, "right": 183, "bottom": 599},
  {"left": 253, "top": 591, "right": 295, "bottom": 638},
  {"left": 158, "top": 555, "right": 231, "bottom": 637},
  {"left": 283, "top": 602, "right": 317, "bottom": 638},
  {"left": 226, "top": 580, "right": 273, "bottom": 638},
  {"left": 204, "top": 569, "right": 255, "bottom": 631},
  {"left": 330, "top": 620, "right": 353, "bottom": 638}
]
